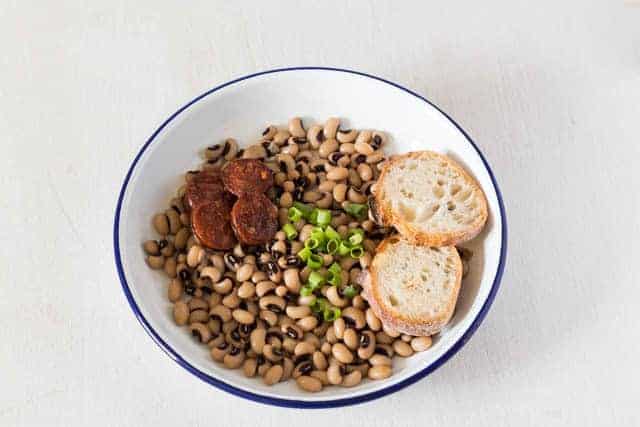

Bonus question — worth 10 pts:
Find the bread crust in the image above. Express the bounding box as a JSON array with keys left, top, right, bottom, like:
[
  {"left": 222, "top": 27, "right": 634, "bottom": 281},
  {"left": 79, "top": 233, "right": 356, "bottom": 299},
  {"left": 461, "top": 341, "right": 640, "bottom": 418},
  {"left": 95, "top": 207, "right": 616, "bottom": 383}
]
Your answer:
[
  {"left": 374, "top": 151, "right": 488, "bottom": 247},
  {"left": 359, "top": 237, "right": 463, "bottom": 336}
]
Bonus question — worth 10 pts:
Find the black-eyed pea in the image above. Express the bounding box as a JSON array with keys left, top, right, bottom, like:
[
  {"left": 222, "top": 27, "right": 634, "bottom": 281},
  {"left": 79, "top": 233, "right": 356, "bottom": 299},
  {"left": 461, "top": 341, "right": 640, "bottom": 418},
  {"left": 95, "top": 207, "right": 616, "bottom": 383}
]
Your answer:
[
  {"left": 282, "top": 357, "right": 294, "bottom": 380},
  {"left": 341, "top": 370, "right": 362, "bottom": 387},
  {"left": 282, "top": 323, "right": 303, "bottom": 340},
  {"left": 235, "top": 263, "right": 254, "bottom": 282},
  {"left": 337, "top": 128, "right": 357, "bottom": 143},
  {"left": 252, "top": 271, "right": 268, "bottom": 284},
  {"left": 213, "top": 278, "right": 233, "bottom": 295},
  {"left": 327, "top": 364, "right": 343, "bottom": 385},
  {"left": 357, "top": 163, "right": 373, "bottom": 181},
  {"left": 250, "top": 328, "right": 267, "bottom": 354},
  {"left": 167, "top": 279, "right": 182, "bottom": 302},
  {"left": 348, "top": 169, "right": 362, "bottom": 188},
  {"left": 369, "top": 354, "right": 392, "bottom": 366},
  {"left": 355, "top": 130, "right": 372, "bottom": 144},
  {"left": 263, "top": 344, "right": 284, "bottom": 363},
  {"left": 296, "top": 375, "right": 323, "bottom": 392},
  {"left": 376, "top": 332, "right": 393, "bottom": 345},
  {"left": 363, "top": 239, "right": 377, "bottom": 253},
  {"left": 368, "top": 365, "right": 392, "bottom": 380},
  {"left": 307, "top": 125, "right": 323, "bottom": 148},
  {"left": 259, "top": 295, "right": 286, "bottom": 313},
  {"left": 143, "top": 240, "right": 159, "bottom": 255},
  {"left": 186, "top": 245, "right": 204, "bottom": 268},
  {"left": 375, "top": 344, "right": 395, "bottom": 358},
  {"left": 189, "top": 322, "right": 211, "bottom": 343},
  {"left": 310, "top": 370, "right": 329, "bottom": 385},
  {"left": 333, "top": 318, "right": 346, "bottom": 340},
  {"left": 146, "top": 255, "right": 164, "bottom": 269},
  {"left": 222, "top": 320, "right": 238, "bottom": 335},
  {"left": 318, "top": 180, "right": 336, "bottom": 192},
  {"left": 189, "top": 309, "right": 208, "bottom": 324},
  {"left": 354, "top": 140, "right": 374, "bottom": 155},
  {"left": 243, "top": 358, "right": 258, "bottom": 377},
  {"left": 366, "top": 309, "right": 382, "bottom": 331},
  {"left": 321, "top": 342, "right": 332, "bottom": 355},
  {"left": 153, "top": 213, "right": 170, "bottom": 235},
  {"left": 352, "top": 295, "right": 367, "bottom": 310},
  {"left": 315, "top": 192, "right": 333, "bottom": 209},
  {"left": 357, "top": 330, "right": 376, "bottom": 359},
  {"left": 209, "top": 304, "right": 232, "bottom": 323},
  {"left": 260, "top": 310, "right": 278, "bottom": 327},
  {"left": 366, "top": 150, "right": 385, "bottom": 164},
  {"left": 207, "top": 293, "right": 221, "bottom": 308},
  {"left": 263, "top": 364, "right": 284, "bottom": 385},
  {"left": 257, "top": 359, "right": 272, "bottom": 377},
  {"left": 331, "top": 343, "right": 354, "bottom": 364},
  {"left": 393, "top": 340, "right": 414, "bottom": 357},
  {"left": 318, "top": 139, "right": 339, "bottom": 158},
  {"left": 223, "top": 347, "right": 245, "bottom": 369},
  {"left": 166, "top": 209, "right": 181, "bottom": 234},
  {"left": 164, "top": 257, "right": 177, "bottom": 278},
  {"left": 323, "top": 118, "right": 340, "bottom": 139},
  {"left": 294, "top": 341, "right": 315, "bottom": 357},
  {"left": 173, "top": 301, "right": 189, "bottom": 325},
  {"left": 297, "top": 316, "right": 318, "bottom": 332},
  {"left": 261, "top": 125, "right": 278, "bottom": 140},
  {"left": 232, "top": 309, "right": 255, "bottom": 325},
  {"left": 188, "top": 298, "right": 208, "bottom": 311},
  {"left": 342, "top": 307, "right": 366, "bottom": 330},
  {"left": 326, "top": 167, "right": 348, "bottom": 181},
  {"left": 297, "top": 294, "right": 315, "bottom": 307},
  {"left": 313, "top": 351, "right": 328, "bottom": 370},
  {"left": 343, "top": 328, "right": 359, "bottom": 350},
  {"left": 283, "top": 269, "right": 301, "bottom": 294},
  {"left": 207, "top": 319, "right": 221, "bottom": 335},
  {"left": 222, "top": 138, "right": 239, "bottom": 160},
  {"left": 222, "top": 289, "right": 241, "bottom": 309},
  {"left": 256, "top": 281, "right": 277, "bottom": 297},
  {"left": 210, "top": 342, "right": 229, "bottom": 362},
  {"left": 303, "top": 332, "right": 321, "bottom": 349},
  {"left": 282, "top": 337, "right": 297, "bottom": 354},
  {"left": 200, "top": 266, "right": 222, "bottom": 283},
  {"left": 411, "top": 336, "right": 433, "bottom": 352},
  {"left": 208, "top": 331, "right": 224, "bottom": 347},
  {"left": 401, "top": 334, "right": 412, "bottom": 343},
  {"left": 237, "top": 281, "right": 256, "bottom": 299},
  {"left": 370, "top": 131, "right": 386, "bottom": 149}
]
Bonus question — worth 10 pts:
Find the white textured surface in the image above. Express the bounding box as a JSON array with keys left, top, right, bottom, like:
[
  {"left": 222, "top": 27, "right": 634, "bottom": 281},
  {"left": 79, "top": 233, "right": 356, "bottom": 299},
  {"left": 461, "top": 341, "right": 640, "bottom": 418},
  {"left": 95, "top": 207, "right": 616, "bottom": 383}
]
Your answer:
[{"left": 1, "top": 1, "right": 638, "bottom": 426}]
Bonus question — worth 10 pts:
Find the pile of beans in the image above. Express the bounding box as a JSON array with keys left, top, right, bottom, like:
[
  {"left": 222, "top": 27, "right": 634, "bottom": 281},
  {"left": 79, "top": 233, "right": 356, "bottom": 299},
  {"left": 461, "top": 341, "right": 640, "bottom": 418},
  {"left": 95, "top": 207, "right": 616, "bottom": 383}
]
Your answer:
[{"left": 143, "top": 118, "right": 434, "bottom": 392}]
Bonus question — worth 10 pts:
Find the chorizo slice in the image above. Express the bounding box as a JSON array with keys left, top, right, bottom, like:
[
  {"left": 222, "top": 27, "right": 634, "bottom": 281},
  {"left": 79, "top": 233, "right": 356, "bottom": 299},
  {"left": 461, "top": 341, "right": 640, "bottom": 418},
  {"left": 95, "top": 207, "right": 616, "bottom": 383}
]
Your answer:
[
  {"left": 185, "top": 169, "right": 227, "bottom": 210},
  {"left": 230, "top": 193, "right": 278, "bottom": 245},
  {"left": 222, "top": 159, "right": 274, "bottom": 196},
  {"left": 191, "top": 200, "right": 236, "bottom": 250}
]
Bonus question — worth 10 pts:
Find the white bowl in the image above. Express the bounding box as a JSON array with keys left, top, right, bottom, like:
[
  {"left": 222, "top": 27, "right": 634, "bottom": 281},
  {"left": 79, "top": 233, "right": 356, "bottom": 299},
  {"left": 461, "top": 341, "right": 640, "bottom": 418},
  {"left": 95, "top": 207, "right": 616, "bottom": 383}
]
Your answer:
[{"left": 114, "top": 67, "right": 507, "bottom": 408}]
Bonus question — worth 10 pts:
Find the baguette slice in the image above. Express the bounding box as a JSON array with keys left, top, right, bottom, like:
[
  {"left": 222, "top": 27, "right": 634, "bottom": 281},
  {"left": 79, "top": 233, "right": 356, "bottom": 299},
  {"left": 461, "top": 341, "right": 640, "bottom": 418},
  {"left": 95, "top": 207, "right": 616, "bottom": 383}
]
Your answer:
[
  {"left": 359, "top": 237, "right": 462, "bottom": 336},
  {"left": 373, "top": 151, "right": 488, "bottom": 247}
]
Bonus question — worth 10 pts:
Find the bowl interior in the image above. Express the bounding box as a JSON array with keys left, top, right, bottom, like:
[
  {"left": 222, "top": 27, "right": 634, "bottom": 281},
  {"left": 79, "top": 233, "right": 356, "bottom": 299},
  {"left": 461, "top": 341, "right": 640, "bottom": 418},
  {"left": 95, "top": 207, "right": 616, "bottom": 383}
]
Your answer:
[{"left": 116, "top": 69, "right": 504, "bottom": 404}]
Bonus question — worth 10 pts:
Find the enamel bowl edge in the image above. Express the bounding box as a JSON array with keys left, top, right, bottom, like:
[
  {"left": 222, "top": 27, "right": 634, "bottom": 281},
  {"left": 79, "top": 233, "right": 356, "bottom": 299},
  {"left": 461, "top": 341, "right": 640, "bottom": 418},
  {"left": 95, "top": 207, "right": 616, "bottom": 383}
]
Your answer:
[{"left": 114, "top": 67, "right": 507, "bottom": 408}]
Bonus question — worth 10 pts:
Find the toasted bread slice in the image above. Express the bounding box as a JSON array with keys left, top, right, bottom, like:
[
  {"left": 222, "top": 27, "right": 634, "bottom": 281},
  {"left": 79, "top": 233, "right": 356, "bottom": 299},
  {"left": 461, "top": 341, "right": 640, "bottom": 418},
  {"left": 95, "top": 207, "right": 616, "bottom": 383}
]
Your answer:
[
  {"left": 373, "top": 151, "right": 488, "bottom": 247},
  {"left": 359, "top": 237, "right": 462, "bottom": 336}
]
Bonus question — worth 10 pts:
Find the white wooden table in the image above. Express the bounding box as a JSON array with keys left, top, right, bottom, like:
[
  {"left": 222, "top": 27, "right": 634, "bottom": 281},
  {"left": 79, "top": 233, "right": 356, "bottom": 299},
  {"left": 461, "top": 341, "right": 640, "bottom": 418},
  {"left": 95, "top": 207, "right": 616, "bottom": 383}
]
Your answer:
[{"left": 2, "top": 1, "right": 638, "bottom": 425}]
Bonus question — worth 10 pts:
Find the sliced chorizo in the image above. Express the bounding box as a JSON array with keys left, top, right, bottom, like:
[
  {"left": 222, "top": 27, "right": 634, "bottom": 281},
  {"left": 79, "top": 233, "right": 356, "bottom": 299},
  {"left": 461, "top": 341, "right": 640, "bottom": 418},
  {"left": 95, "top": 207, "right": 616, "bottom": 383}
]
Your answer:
[
  {"left": 191, "top": 200, "right": 236, "bottom": 250},
  {"left": 185, "top": 169, "right": 226, "bottom": 210},
  {"left": 222, "top": 159, "right": 274, "bottom": 196},
  {"left": 230, "top": 193, "right": 278, "bottom": 245}
]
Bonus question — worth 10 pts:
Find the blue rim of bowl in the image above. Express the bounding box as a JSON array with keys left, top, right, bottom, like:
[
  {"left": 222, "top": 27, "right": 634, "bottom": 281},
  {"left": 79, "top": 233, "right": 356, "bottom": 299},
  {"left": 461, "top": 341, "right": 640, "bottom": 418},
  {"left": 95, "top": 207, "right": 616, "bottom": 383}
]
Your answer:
[{"left": 114, "top": 66, "right": 507, "bottom": 408}]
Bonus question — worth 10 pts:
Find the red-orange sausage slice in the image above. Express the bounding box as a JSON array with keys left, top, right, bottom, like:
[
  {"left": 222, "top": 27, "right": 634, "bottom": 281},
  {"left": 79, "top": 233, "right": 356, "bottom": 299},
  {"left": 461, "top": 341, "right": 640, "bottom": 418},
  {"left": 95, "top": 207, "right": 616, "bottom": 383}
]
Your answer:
[
  {"left": 191, "top": 200, "right": 236, "bottom": 250},
  {"left": 185, "top": 169, "right": 227, "bottom": 210},
  {"left": 230, "top": 193, "right": 278, "bottom": 245},
  {"left": 222, "top": 159, "right": 274, "bottom": 196}
]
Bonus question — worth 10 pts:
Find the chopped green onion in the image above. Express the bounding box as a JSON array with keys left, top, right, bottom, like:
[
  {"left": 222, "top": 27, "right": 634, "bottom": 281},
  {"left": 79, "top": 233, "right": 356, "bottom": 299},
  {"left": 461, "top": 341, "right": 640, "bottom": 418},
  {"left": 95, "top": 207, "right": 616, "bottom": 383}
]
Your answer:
[
  {"left": 326, "top": 238, "right": 340, "bottom": 254},
  {"left": 323, "top": 307, "right": 341, "bottom": 322},
  {"left": 350, "top": 246, "right": 364, "bottom": 258},
  {"left": 338, "top": 241, "right": 352, "bottom": 256},
  {"left": 310, "top": 298, "right": 329, "bottom": 313},
  {"left": 308, "top": 271, "right": 325, "bottom": 288},
  {"left": 293, "top": 202, "right": 314, "bottom": 218},
  {"left": 315, "top": 209, "right": 332, "bottom": 226},
  {"left": 344, "top": 202, "right": 368, "bottom": 219},
  {"left": 328, "top": 262, "right": 341, "bottom": 275},
  {"left": 300, "top": 285, "right": 314, "bottom": 296},
  {"left": 307, "top": 253, "right": 323, "bottom": 270},
  {"left": 308, "top": 209, "right": 319, "bottom": 225},
  {"left": 324, "top": 225, "right": 340, "bottom": 241},
  {"left": 305, "top": 236, "right": 322, "bottom": 250},
  {"left": 342, "top": 285, "right": 359, "bottom": 298},
  {"left": 327, "top": 272, "right": 342, "bottom": 286},
  {"left": 347, "top": 228, "right": 365, "bottom": 245},
  {"left": 282, "top": 223, "right": 298, "bottom": 240},
  {"left": 288, "top": 206, "right": 304, "bottom": 222},
  {"left": 298, "top": 246, "right": 312, "bottom": 262}
]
